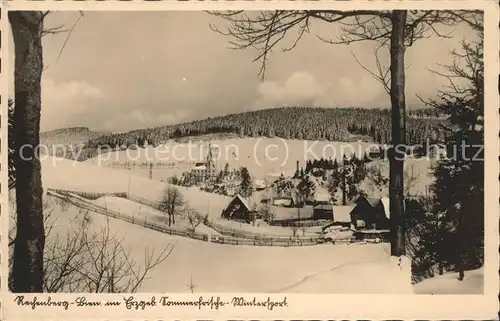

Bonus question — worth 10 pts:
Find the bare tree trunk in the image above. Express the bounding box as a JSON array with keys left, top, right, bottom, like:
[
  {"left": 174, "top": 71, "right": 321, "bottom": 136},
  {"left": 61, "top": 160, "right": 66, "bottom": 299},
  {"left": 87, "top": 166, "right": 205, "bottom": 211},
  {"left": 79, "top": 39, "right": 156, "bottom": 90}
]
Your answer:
[
  {"left": 9, "top": 11, "right": 45, "bottom": 292},
  {"left": 389, "top": 10, "right": 407, "bottom": 257},
  {"left": 438, "top": 263, "right": 444, "bottom": 275},
  {"left": 456, "top": 206, "right": 466, "bottom": 281}
]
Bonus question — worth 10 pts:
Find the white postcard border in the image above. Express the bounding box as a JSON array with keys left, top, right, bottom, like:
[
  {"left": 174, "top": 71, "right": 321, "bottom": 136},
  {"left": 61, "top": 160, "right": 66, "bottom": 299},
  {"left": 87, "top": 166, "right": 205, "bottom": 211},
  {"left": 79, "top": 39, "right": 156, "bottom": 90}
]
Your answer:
[{"left": 1, "top": 0, "right": 498, "bottom": 320}]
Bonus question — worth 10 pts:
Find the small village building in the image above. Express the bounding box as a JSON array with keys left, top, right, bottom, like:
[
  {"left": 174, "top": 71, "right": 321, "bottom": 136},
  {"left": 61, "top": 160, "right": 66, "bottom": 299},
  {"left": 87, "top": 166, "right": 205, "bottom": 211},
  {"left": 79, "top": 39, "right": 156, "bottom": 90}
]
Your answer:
[
  {"left": 272, "top": 197, "right": 296, "bottom": 207},
  {"left": 313, "top": 189, "right": 332, "bottom": 204},
  {"left": 380, "top": 196, "right": 425, "bottom": 224},
  {"left": 321, "top": 205, "right": 355, "bottom": 230},
  {"left": 221, "top": 194, "right": 254, "bottom": 223},
  {"left": 272, "top": 205, "right": 314, "bottom": 222},
  {"left": 254, "top": 179, "right": 267, "bottom": 191},
  {"left": 312, "top": 204, "right": 334, "bottom": 220},
  {"left": 349, "top": 195, "right": 390, "bottom": 230},
  {"left": 321, "top": 195, "right": 425, "bottom": 231},
  {"left": 260, "top": 198, "right": 271, "bottom": 204}
]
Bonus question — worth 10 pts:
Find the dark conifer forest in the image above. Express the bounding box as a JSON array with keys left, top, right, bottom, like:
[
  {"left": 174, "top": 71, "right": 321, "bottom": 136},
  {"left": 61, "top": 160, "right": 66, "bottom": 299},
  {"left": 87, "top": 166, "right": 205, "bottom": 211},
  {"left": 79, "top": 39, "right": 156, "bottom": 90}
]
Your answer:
[{"left": 75, "top": 107, "right": 446, "bottom": 161}]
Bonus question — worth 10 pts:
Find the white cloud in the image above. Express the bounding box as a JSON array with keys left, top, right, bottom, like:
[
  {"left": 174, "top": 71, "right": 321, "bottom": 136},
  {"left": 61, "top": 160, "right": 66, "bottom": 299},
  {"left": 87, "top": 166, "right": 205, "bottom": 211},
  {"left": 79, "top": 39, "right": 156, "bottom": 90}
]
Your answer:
[
  {"left": 254, "top": 71, "right": 326, "bottom": 109},
  {"left": 41, "top": 78, "right": 105, "bottom": 131},
  {"left": 103, "top": 109, "right": 191, "bottom": 132},
  {"left": 158, "top": 109, "right": 191, "bottom": 124},
  {"left": 254, "top": 71, "right": 391, "bottom": 110},
  {"left": 43, "top": 78, "right": 103, "bottom": 103}
]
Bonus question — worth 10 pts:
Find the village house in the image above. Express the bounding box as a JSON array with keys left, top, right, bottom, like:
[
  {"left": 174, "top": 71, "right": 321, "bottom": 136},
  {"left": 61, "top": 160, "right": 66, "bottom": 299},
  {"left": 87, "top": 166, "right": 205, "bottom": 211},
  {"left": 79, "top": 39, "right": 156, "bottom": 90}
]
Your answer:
[
  {"left": 221, "top": 194, "right": 255, "bottom": 223},
  {"left": 272, "top": 205, "right": 315, "bottom": 222},
  {"left": 254, "top": 179, "right": 267, "bottom": 191},
  {"left": 312, "top": 204, "right": 333, "bottom": 220},
  {"left": 320, "top": 195, "right": 425, "bottom": 231},
  {"left": 320, "top": 204, "right": 355, "bottom": 230},
  {"left": 349, "top": 195, "right": 390, "bottom": 230},
  {"left": 313, "top": 189, "right": 332, "bottom": 204}
]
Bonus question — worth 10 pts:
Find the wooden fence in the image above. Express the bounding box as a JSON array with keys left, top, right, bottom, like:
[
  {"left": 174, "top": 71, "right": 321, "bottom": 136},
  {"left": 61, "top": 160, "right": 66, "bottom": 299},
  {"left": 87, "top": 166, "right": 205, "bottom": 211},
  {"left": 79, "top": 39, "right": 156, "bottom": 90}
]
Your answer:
[
  {"left": 47, "top": 189, "right": 320, "bottom": 247},
  {"left": 127, "top": 193, "right": 320, "bottom": 244},
  {"left": 102, "top": 161, "right": 193, "bottom": 169}
]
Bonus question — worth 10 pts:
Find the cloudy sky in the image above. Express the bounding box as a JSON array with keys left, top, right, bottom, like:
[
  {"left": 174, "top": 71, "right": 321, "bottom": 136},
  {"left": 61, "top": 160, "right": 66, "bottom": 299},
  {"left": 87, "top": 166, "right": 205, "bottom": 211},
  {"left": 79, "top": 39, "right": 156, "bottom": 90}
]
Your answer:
[{"left": 8, "top": 11, "right": 476, "bottom": 133}]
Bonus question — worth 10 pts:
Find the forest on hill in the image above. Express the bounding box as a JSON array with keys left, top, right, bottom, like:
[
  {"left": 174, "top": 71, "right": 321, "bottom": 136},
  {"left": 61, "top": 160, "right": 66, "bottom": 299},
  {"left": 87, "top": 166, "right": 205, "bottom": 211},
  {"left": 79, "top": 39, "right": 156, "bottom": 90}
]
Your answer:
[
  {"left": 80, "top": 107, "right": 446, "bottom": 156},
  {"left": 41, "top": 127, "right": 108, "bottom": 146}
]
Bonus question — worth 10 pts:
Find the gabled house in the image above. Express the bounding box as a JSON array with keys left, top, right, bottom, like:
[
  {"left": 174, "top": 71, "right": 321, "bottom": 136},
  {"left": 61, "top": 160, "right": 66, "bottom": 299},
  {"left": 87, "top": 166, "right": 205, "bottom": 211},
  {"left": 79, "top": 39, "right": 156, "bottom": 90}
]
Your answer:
[
  {"left": 349, "top": 195, "right": 389, "bottom": 230},
  {"left": 349, "top": 195, "right": 426, "bottom": 230},
  {"left": 313, "top": 188, "right": 332, "bottom": 205},
  {"left": 272, "top": 196, "right": 299, "bottom": 207},
  {"left": 312, "top": 204, "right": 334, "bottom": 220},
  {"left": 221, "top": 194, "right": 254, "bottom": 223},
  {"left": 321, "top": 204, "right": 356, "bottom": 230}
]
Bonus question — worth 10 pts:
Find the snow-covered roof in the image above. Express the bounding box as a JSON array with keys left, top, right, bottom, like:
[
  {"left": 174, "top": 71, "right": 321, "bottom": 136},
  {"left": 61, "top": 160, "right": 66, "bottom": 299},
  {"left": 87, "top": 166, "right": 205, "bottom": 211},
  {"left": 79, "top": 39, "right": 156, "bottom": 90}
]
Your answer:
[
  {"left": 193, "top": 165, "right": 207, "bottom": 170},
  {"left": 314, "top": 189, "right": 331, "bottom": 201},
  {"left": 381, "top": 197, "right": 390, "bottom": 219},
  {"left": 314, "top": 204, "right": 333, "bottom": 210},
  {"left": 273, "top": 198, "right": 294, "bottom": 206},
  {"left": 356, "top": 195, "right": 382, "bottom": 207},
  {"left": 333, "top": 205, "right": 356, "bottom": 222},
  {"left": 273, "top": 205, "right": 314, "bottom": 220},
  {"left": 234, "top": 194, "right": 251, "bottom": 210},
  {"left": 254, "top": 179, "right": 267, "bottom": 188}
]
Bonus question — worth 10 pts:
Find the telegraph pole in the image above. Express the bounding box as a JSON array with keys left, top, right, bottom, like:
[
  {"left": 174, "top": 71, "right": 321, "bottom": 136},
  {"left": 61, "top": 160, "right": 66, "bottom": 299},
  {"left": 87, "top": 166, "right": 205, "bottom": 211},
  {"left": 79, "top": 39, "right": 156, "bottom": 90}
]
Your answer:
[
  {"left": 296, "top": 191, "right": 301, "bottom": 230},
  {"left": 127, "top": 175, "right": 131, "bottom": 197},
  {"left": 341, "top": 155, "right": 347, "bottom": 205}
]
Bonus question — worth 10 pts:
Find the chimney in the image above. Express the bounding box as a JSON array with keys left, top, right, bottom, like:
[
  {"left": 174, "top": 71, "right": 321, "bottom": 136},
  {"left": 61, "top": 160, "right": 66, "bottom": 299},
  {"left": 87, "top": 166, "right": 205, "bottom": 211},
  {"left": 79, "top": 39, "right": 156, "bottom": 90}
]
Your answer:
[{"left": 296, "top": 160, "right": 299, "bottom": 172}]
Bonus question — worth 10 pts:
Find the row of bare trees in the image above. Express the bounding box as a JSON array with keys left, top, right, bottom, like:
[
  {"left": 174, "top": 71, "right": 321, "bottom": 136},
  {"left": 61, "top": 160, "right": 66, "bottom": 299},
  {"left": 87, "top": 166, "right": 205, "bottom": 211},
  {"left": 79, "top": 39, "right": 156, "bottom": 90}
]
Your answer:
[{"left": 8, "top": 197, "right": 173, "bottom": 292}]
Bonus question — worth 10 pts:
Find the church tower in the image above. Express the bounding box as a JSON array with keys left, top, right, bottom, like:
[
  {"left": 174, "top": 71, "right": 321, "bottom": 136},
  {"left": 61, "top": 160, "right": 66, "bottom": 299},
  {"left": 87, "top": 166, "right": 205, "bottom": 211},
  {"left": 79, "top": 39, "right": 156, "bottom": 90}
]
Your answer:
[{"left": 205, "top": 142, "right": 217, "bottom": 179}]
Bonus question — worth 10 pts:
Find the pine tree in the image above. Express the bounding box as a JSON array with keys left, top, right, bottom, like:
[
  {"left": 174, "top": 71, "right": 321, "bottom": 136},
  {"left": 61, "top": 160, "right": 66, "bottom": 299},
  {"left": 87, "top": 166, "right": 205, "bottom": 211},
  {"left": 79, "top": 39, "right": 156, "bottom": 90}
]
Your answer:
[
  {"left": 420, "top": 15, "right": 484, "bottom": 280},
  {"left": 216, "top": 170, "right": 224, "bottom": 184},
  {"left": 239, "top": 167, "right": 253, "bottom": 198},
  {"left": 297, "top": 175, "right": 316, "bottom": 203},
  {"left": 327, "top": 170, "right": 341, "bottom": 205}
]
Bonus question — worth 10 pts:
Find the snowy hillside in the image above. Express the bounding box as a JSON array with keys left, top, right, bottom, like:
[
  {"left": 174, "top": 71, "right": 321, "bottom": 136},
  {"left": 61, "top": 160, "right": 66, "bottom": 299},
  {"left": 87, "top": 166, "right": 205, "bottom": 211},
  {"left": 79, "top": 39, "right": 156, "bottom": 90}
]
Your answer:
[
  {"left": 413, "top": 268, "right": 484, "bottom": 294},
  {"left": 85, "top": 138, "right": 376, "bottom": 180},
  {"left": 45, "top": 197, "right": 401, "bottom": 292}
]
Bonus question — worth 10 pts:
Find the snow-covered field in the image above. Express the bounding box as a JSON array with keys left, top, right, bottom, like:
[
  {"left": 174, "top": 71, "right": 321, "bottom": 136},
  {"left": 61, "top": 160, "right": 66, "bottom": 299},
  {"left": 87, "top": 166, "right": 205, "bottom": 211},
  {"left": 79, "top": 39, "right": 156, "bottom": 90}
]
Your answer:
[
  {"left": 44, "top": 196, "right": 410, "bottom": 293},
  {"left": 36, "top": 154, "right": 483, "bottom": 294},
  {"left": 42, "top": 155, "right": 228, "bottom": 211},
  {"left": 92, "top": 196, "right": 221, "bottom": 236},
  {"left": 83, "top": 138, "right": 435, "bottom": 197},
  {"left": 42, "top": 156, "right": 315, "bottom": 237},
  {"left": 85, "top": 138, "right": 378, "bottom": 180},
  {"left": 413, "top": 268, "right": 484, "bottom": 294}
]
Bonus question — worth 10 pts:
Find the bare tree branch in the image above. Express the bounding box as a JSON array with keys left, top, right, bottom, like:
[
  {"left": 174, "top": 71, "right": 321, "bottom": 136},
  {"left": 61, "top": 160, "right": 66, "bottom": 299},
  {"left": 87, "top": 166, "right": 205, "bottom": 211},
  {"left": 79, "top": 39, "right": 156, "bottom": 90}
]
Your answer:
[
  {"left": 54, "top": 11, "right": 84, "bottom": 64},
  {"left": 9, "top": 198, "right": 175, "bottom": 293},
  {"left": 208, "top": 10, "right": 468, "bottom": 81},
  {"left": 350, "top": 47, "right": 391, "bottom": 95}
]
